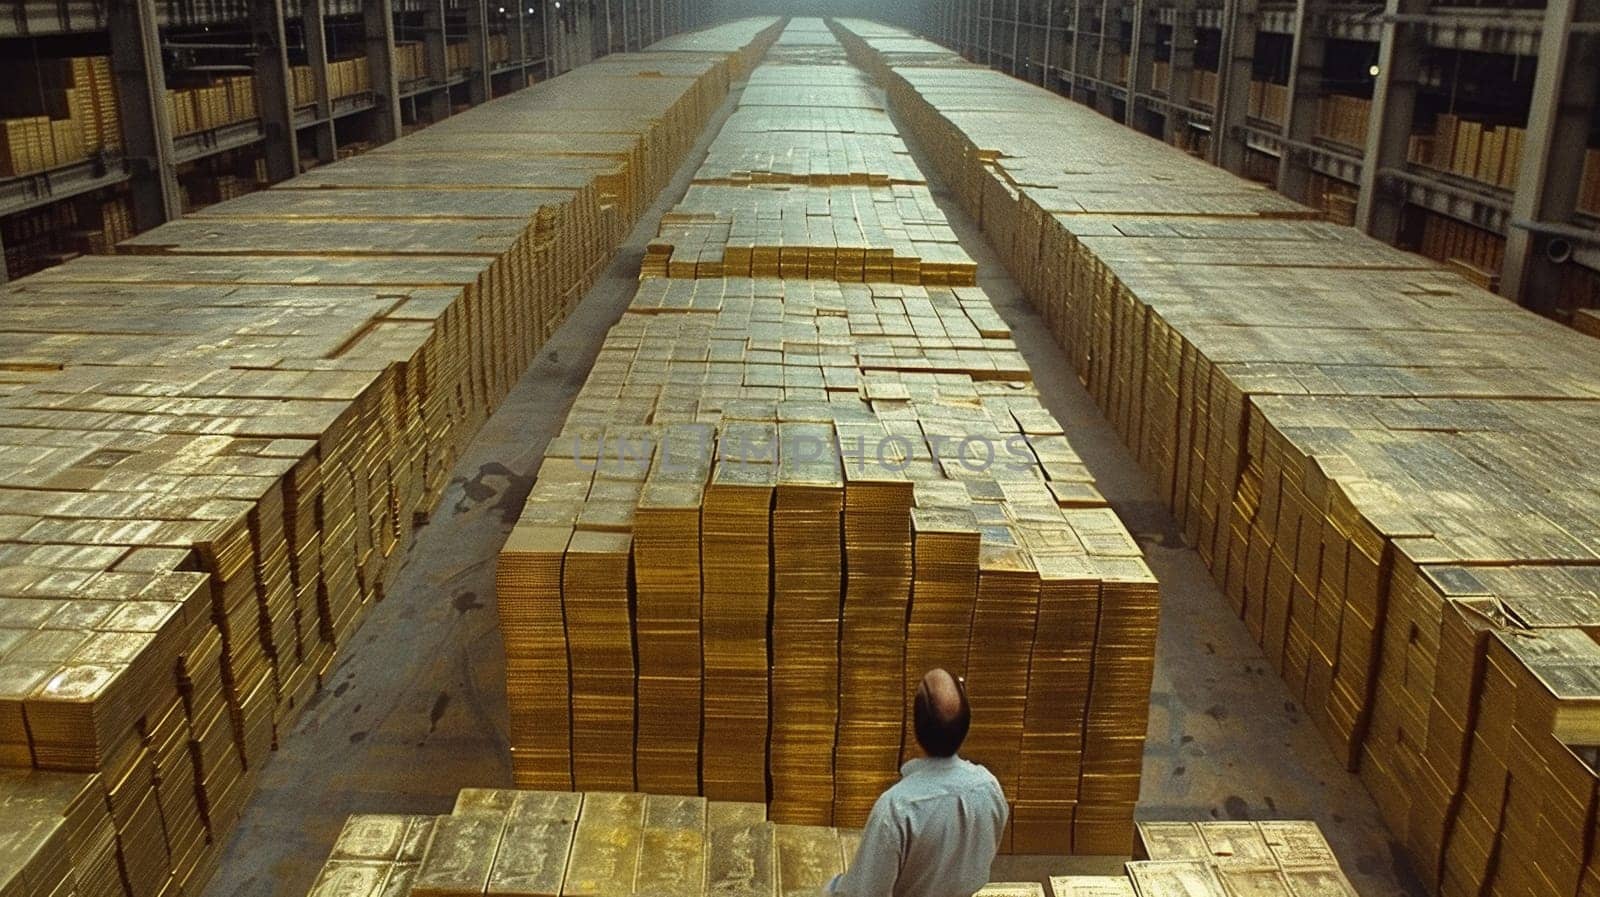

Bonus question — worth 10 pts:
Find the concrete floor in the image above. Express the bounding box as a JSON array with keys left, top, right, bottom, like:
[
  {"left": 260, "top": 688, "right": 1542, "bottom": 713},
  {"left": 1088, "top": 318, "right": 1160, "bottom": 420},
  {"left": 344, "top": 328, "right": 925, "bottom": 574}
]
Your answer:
[{"left": 203, "top": 67, "right": 1425, "bottom": 897}]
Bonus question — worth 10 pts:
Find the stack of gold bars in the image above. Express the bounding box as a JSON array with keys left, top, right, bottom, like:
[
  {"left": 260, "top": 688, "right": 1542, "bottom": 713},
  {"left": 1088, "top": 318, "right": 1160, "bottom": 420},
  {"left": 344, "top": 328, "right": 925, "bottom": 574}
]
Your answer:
[
  {"left": 974, "top": 821, "right": 1361, "bottom": 897},
  {"left": 836, "top": 17, "right": 1600, "bottom": 897},
  {"left": 641, "top": 43, "right": 976, "bottom": 286},
  {"left": 0, "top": 18, "right": 785, "bottom": 897},
  {"left": 299, "top": 787, "right": 865, "bottom": 897},
  {"left": 498, "top": 22, "right": 1159, "bottom": 856}
]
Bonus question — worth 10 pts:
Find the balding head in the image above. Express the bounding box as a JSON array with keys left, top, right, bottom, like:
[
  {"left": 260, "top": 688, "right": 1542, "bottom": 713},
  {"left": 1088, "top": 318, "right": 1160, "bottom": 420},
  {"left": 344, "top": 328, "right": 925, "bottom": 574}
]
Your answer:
[{"left": 913, "top": 668, "right": 971, "bottom": 758}]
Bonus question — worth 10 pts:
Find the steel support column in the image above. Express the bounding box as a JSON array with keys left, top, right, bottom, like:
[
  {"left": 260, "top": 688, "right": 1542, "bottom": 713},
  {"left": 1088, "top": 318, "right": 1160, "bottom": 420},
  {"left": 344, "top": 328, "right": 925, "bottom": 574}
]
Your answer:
[
  {"left": 364, "top": 0, "right": 403, "bottom": 144},
  {"left": 1502, "top": 0, "right": 1600, "bottom": 311},
  {"left": 1071, "top": 0, "right": 1094, "bottom": 103},
  {"left": 422, "top": 0, "right": 451, "bottom": 120},
  {"left": 466, "top": 0, "right": 492, "bottom": 103},
  {"left": 1036, "top": 0, "right": 1049, "bottom": 85},
  {"left": 251, "top": 0, "right": 299, "bottom": 182},
  {"left": 1276, "top": 0, "right": 1327, "bottom": 201},
  {"left": 542, "top": 0, "right": 555, "bottom": 76},
  {"left": 1164, "top": 0, "right": 1195, "bottom": 142},
  {"left": 514, "top": 2, "right": 528, "bottom": 87},
  {"left": 1098, "top": 0, "right": 1121, "bottom": 116},
  {"left": 1128, "top": 0, "right": 1156, "bottom": 127},
  {"left": 1213, "top": 0, "right": 1260, "bottom": 171},
  {"left": 109, "top": 0, "right": 179, "bottom": 229},
  {"left": 303, "top": 0, "right": 336, "bottom": 163},
  {"left": 1354, "top": 0, "right": 1425, "bottom": 240}
]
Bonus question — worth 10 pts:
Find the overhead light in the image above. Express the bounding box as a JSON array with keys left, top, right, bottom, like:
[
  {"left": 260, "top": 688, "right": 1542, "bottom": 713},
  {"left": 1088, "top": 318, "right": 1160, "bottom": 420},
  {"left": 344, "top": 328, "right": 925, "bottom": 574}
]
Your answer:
[
  {"left": 1368, "top": 63, "right": 1380, "bottom": 76},
  {"left": 498, "top": 5, "right": 505, "bottom": 11}
]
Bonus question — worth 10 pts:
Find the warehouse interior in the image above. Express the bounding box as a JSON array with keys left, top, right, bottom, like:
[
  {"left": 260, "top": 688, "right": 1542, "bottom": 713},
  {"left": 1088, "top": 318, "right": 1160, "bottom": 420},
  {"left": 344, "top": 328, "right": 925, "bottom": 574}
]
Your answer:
[{"left": 2, "top": 3, "right": 1598, "bottom": 897}]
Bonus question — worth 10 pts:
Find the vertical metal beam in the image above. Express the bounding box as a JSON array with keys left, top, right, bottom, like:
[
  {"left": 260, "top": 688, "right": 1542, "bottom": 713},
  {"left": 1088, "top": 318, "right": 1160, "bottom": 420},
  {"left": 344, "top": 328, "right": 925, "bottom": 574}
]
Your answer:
[
  {"left": 515, "top": 1, "right": 525, "bottom": 73},
  {"left": 1354, "top": 0, "right": 1425, "bottom": 240},
  {"left": 1036, "top": 0, "right": 1049, "bottom": 86},
  {"left": 363, "top": 0, "right": 403, "bottom": 144},
  {"left": 1127, "top": 0, "right": 1154, "bottom": 126},
  {"left": 983, "top": 0, "right": 994, "bottom": 65},
  {"left": 1004, "top": 0, "right": 1017, "bottom": 75},
  {"left": 252, "top": 0, "right": 299, "bottom": 182},
  {"left": 1212, "top": 0, "right": 1259, "bottom": 171},
  {"left": 1069, "top": 0, "right": 1091, "bottom": 102},
  {"left": 422, "top": 0, "right": 451, "bottom": 120},
  {"left": 1164, "top": 0, "right": 1195, "bottom": 142},
  {"left": 109, "top": 0, "right": 179, "bottom": 229},
  {"left": 542, "top": 0, "right": 554, "bottom": 76},
  {"left": 1276, "top": 0, "right": 1326, "bottom": 201},
  {"left": 466, "top": 0, "right": 492, "bottom": 103},
  {"left": 301, "top": 0, "right": 336, "bottom": 164},
  {"left": 1094, "top": 0, "right": 1115, "bottom": 115},
  {"left": 1502, "top": 0, "right": 1600, "bottom": 311}
]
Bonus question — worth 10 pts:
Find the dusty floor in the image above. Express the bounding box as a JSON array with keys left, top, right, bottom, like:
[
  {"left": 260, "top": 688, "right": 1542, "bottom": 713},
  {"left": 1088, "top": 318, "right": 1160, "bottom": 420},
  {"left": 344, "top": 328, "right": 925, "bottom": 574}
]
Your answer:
[{"left": 203, "top": 69, "right": 1425, "bottom": 897}]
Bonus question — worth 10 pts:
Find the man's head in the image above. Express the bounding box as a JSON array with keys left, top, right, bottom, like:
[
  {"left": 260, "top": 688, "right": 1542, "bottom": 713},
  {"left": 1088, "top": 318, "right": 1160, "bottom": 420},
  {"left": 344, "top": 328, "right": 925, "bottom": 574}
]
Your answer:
[{"left": 913, "top": 668, "right": 971, "bottom": 758}]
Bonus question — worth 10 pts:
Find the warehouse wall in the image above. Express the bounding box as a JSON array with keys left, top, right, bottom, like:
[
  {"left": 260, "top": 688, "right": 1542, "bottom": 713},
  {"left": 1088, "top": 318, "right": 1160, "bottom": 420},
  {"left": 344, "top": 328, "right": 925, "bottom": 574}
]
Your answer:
[{"left": 698, "top": 1, "right": 921, "bottom": 28}]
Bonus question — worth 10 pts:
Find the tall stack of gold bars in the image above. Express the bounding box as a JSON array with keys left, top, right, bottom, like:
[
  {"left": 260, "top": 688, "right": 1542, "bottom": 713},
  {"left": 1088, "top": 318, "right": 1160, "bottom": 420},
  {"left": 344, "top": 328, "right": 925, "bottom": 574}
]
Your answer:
[
  {"left": 836, "top": 18, "right": 1600, "bottom": 897},
  {"left": 0, "top": 18, "right": 786, "bottom": 897},
  {"left": 498, "top": 19, "right": 1159, "bottom": 855},
  {"left": 295, "top": 788, "right": 1362, "bottom": 897}
]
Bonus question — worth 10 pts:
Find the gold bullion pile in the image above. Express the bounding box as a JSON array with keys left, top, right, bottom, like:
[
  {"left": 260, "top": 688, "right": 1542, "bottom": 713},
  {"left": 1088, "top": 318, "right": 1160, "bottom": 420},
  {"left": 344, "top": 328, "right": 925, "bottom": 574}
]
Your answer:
[
  {"left": 641, "top": 23, "right": 976, "bottom": 285},
  {"left": 0, "top": 18, "right": 787, "bottom": 897},
  {"left": 835, "top": 17, "right": 1600, "bottom": 897},
  {"left": 297, "top": 796, "right": 1361, "bottom": 897},
  {"left": 990, "top": 821, "right": 1360, "bottom": 897},
  {"left": 497, "top": 19, "right": 1159, "bottom": 856},
  {"left": 300, "top": 788, "right": 862, "bottom": 897}
]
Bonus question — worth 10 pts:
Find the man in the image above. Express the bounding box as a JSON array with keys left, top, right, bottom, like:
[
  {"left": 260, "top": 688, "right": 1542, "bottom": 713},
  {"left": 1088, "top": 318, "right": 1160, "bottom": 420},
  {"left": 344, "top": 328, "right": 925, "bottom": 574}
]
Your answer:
[{"left": 829, "top": 668, "right": 1008, "bottom": 897}]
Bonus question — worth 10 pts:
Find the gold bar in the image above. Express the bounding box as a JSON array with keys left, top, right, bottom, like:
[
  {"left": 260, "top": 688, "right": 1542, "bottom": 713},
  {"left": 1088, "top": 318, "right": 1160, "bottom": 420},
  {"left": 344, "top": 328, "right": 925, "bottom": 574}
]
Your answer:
[{"left": 561, "top": 792, "right": 645, "bottom": 896}]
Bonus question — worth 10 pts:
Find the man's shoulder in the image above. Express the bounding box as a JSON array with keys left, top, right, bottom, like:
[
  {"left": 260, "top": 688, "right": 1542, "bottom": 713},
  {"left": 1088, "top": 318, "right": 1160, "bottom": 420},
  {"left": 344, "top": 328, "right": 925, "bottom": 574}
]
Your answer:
[{"left": 958, "top": 759, "right": 1006, "bottom": 797}]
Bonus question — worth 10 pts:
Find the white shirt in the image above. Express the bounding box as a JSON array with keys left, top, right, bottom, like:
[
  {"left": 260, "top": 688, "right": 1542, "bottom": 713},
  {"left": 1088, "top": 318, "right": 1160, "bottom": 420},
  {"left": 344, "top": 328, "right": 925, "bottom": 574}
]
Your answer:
[{"left": 829, "top": 755, "right": 1009, "bottom": 897}]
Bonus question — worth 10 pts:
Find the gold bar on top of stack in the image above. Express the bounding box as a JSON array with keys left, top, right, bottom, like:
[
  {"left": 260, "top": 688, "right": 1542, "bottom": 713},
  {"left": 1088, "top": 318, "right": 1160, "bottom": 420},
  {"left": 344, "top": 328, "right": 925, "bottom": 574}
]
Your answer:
[
  {"left": 299, "top": 787, "right": 861, "bottom": 897},
  {"left": 0, "top": 19, "right": 784, "bottom": 897},
  {"left": 834, "top": 16, "right": 1600, "bottom": 897}
]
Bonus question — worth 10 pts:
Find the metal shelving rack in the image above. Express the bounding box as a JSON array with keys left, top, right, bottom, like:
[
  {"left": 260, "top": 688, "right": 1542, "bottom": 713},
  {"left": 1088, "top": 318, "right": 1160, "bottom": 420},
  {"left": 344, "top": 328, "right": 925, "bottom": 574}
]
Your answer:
[
  {"left": 0, "top": 0, "right": 688, "bottom": 282},
  {"left": 924, "top": 0, "right": 1600, "bottom": 316}
]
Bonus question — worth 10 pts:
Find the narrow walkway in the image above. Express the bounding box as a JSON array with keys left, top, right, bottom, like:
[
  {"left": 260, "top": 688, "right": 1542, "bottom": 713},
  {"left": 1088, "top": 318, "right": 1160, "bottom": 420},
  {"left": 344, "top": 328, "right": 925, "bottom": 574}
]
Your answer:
[{"left": 206, "top": 43, "right": 1421, "bottom": 897}]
